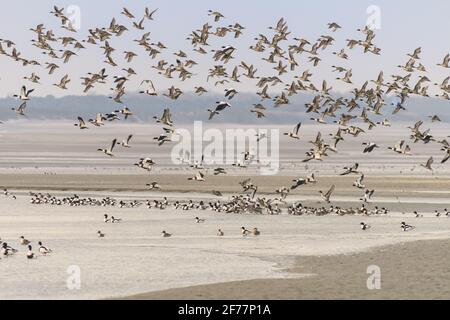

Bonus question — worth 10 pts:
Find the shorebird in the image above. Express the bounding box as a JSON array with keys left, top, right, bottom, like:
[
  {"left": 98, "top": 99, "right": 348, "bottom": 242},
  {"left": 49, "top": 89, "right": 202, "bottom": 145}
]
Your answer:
[
  {"left": 139, "top": 80, "right": 157, "bottom": 96},
  {"left": 135, "top": 158, "right": 156, "bottom": 171},
  {"left": 154, "top": 108, "right": 173, "bottom": 126},
  {"left": 1, "top": 242, "right": 17, "bottom": 256},
  {"left": 306, "top": 173, "right": 317, "bottom": 183},
  {"left": 161, "top": 231, "right": 172, "bottom": 237},
  {"left": 119, "top": 135, "right": 133, "bottom": 147},
  {"left": 250, "top": 109, "right": 266, "bottom": 119},
  {"left": 146, "top": 182, "right": 160, "bottom": 190},
  {"left": 241, "top": 227, "right": 251, "bottom": 237},
  {"left": 360, "top": 222, "right": 370, "bottom": 230},
  {"left": 353, "top": 174, "right": 365, "bottom": 189},
  {"left": 188, "top": 171, "right": 205, "bottom": 182},
  {"left": 121, "top": 7, "right": 135, "bottom": 19},
  {"left": 328, "top": 22, "right": 341, "bottom": 32},
  {"left": 115, "top": 107, "right": 133, "bottom": 120},
  {"left": 388, "top": 140, "right": 411, "bottom": 155},
  {"left": 207, "top": 109, "right": 220, "bottom": 120},
  {"left": 11, "top": 102, "right": 27, "bottom": 116},
  {"left": 401, "top": 222, "right": 414, "bottom": 232},
  {"left": 195, "top": 87, "right": 208, "bottom": 95},
  {"left": 97, "top": 231, "right": 105, "bottom": 238},
  {"left": 23, "top": 72, "right": 40, "bottom": 84},
  {"left": 420, "top": 156, "right": 433, "bottom": 171},
  {"left": 362, "top": 142, "right": 379, "bottom": 153},
  {"left": 208, "top": 10, "right": 225, "bottom": 22},
  {"left": 13, "top": 86, "right": 34, "bottom": 101},
  {"left": 53, "top": 74, "right": 70, "bottom": 89},
  {"left": 19, "top": 236, "right": 30, "bottom": 245},
  {"left": 74, "top": 117, "right": 88, "bottom": 129},
  {"left": 111, "top": 216, "right": 122, "bottom": 223},
  {"left": 208, "top": 101, "right": 231, "bottom": 119},
  {"left": 361, "top": 189, "right": 375, "bottom": 203},
  {"left": 27, "top": 245, "right": 36, "bottom": 259},
  {"left": 217, "top": 229, "right": 224, "bottom": 236},
  {"left": 340, "top": 163, "right": 359, "bottom": 175},
  {"left": 437, "top": 53, "right": 450, "bottom": 68},
  {"left": 429, "top": 115, "right": 441, "bottom": 122},
  {"left": 144, "top": 7, "right": 158, "bottom": 20},
  {"left": 213, "top": 168, "right": 226, "bottom": 175},
  {"left": 98, "top": 139, "right": 117, "bottom": 157},
  {"left": 224, "top": 88, "right": 238, "bottom": 99},
  {"left": 283, "top": 122, "right": 301, "bottom": 139},
  {"left": 319, "top": 185, "right": 335, "bottom": 203},
  {"left": 195, "top": 217, "right": 205, "bottom": 223}
]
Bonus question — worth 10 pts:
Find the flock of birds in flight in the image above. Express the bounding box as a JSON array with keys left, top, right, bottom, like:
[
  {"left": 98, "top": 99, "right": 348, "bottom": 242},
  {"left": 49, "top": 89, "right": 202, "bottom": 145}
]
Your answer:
[{"left": 0, "top": 6, "right": 449, "bottom": 259}]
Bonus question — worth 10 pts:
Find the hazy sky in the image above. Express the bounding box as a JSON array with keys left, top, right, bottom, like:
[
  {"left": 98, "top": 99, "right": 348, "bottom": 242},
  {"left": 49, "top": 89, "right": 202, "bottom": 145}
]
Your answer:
[{"left": 0, "top": 0, "right": 449, "bottom": 98}]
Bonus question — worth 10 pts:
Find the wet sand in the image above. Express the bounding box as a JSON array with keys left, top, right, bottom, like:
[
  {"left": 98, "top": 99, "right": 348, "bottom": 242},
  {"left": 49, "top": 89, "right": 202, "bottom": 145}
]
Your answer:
[
  {"left": 1, "top": 172, "right": 449, "bottom": 197},
  {"left": 1, "top": 173, "right": 448, "bottom": 213},
  {"left": 0, "top": 123, "right": 449, "bottom": 299},
  {"left": 125, "top": 238, "right": 450, "bottom": 300}
]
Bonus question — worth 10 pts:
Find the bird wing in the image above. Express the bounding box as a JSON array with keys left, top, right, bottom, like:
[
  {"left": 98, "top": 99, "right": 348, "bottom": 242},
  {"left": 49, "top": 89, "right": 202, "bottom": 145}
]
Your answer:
[
  {"left": 77, "top": 117, "right": 85, "bottom": 126},
  {"left": 325, "top": 185, "right": 335, "bottom": 198},
  {"left": 110, "top": 139, "right": 117, "bottom": 152},
  {"left": 18, "top": 102, "right": 27, "bottom": 112},
  {"left": 442, "top": 153, "right": 450, "bottom": 164},
  {"left": 294, "top": 122, "right": 302, "bottom": 135}
]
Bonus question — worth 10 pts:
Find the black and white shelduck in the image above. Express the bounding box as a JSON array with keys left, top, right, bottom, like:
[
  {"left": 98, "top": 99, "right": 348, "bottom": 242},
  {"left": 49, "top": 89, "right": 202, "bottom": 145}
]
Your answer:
[
  {"left": 401, "top": 222, "right": 415, "bottom": 232},
  {"left": 38, "top": 241, "right": 52, "bottom": 255},
  {"left": 241, "top": 227, "right": 251, "bottom": 237},
  {"left": 195, "top": 217, "right": 205, "bottom": 223},
  {"left": 146, "top": 182, "right": 160, "bottom": 190},
  {"left": 27, "top": 245, "right": 36, "bottom": 259},
  {"left": 111, "top": 216, "right": 122, "bottom": 223},
  {"left": 1, "top": 242, "right": 17, "bottom": 256},
  {"left": 161, "top": 231, "right": 172, "bottom": 238},
  {"left": 217, "top": 229, "right": 224, "bottom": 237},
  {"left": 97, "top": 231, "right": 105, "bottom": 238},
  {"left": 360, "top": 222, "right": 371, "bottom": 230}
]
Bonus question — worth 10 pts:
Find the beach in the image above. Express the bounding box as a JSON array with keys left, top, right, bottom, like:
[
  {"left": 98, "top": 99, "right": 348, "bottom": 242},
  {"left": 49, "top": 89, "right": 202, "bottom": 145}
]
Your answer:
[
  {"left": 127, "top": 238, "right": 450, "bottom": 300},
  {"left": 1, "top": 182, "right": 450, "bottom": 300},
  {"left": 1, "top": 0, "right": 450, "bottom": 303},
  {"left": 0, "top": 122, "right": 449, "bottom": 300}
]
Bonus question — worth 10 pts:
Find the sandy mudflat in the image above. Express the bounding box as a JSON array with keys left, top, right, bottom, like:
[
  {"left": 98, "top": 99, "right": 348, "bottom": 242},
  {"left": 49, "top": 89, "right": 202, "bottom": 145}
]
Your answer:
[
  {"left": 1, "top": 188, "right": 450, "bottom": 300},
  {"left": 125, "top": 238, "right": 450, "bottom": 300},
  {"left": 1, "top": 174, "right": 449, "bottom": 214},
  {"left": 0, "top": 123, "right": 449, "bottom": 299}
]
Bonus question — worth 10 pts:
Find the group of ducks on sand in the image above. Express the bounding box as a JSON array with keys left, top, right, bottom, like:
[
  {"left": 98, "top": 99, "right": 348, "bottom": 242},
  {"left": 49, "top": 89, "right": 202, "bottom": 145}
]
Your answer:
[
  {"left": 0, "top": 236, "right": 52, "bottom": 260},
  {"left": 98, "top": 213, "right": 261, "bottom": 239},
  {"left": 160, "top": 227, "right": 260, "bottom": 238},
  {"left": 359, "top": 221, "right": 415, "bottom": 232}
]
